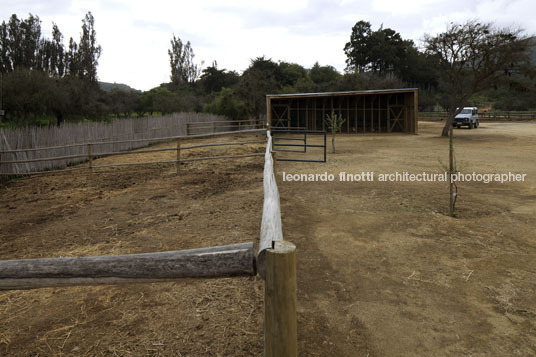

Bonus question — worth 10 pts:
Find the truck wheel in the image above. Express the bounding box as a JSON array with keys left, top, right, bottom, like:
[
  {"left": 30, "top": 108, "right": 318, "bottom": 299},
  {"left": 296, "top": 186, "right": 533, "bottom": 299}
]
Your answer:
[
  {"left": 475, "top": 121, "right": 479, "bottom": 128},
  {"left": 468, "top": 123, "right": 473, "bottom": 129}
]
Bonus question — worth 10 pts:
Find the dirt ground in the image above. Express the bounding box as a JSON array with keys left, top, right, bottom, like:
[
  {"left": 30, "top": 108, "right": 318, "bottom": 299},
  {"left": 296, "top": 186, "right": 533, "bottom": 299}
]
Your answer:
[{"left": 1, "top": 122, "right": 535, "bottom": 356}]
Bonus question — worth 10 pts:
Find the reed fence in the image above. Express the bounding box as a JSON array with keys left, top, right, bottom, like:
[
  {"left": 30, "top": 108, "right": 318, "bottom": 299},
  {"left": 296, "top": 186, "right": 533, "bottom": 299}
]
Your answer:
[
  {"left": 0, "top": 114, "right": 266, "bottom": 175},
  {"left": 0, "top": 129, "right": 265, "bottom": 176}
]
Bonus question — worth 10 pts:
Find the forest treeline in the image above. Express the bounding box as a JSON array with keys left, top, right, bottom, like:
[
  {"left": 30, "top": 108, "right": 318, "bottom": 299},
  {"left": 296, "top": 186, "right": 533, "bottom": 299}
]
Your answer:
[{"left": 0, "top": 13, "right": 534, "bottom": 127}]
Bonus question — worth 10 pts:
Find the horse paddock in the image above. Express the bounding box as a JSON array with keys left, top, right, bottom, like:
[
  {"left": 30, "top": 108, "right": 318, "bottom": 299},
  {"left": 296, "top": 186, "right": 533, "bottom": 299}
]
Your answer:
[{"left": 1, "top": 121, "right": 535, "bottom": 355}]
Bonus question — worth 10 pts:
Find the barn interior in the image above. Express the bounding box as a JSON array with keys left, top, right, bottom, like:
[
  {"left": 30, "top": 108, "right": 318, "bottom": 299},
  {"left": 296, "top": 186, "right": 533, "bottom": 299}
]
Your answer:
[{"left": 267, "top": 89, "right": 418, "bottom": 134}]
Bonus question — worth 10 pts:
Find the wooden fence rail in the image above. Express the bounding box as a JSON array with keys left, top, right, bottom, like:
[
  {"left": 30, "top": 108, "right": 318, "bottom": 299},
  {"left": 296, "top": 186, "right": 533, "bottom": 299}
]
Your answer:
[
  {"left": 0, "top": 140, "right": 266, "bottom": 165},
  {"left": 419, "top": 111, "right": 536, "bottom": 121},
  {"left": 0, "top": 129, "right": 265, "bottom": 176},
  {"left": 257, "top": 129, "right": 298, "bottom": 357},
  {"left": 0, "top": 115, "right": 263, "bottom": 175},
  {"left": 257, "top": 130, "right": 283, "bottom": 279},
  {"left": 0, "top": 243, "right": 255, "bottom": 290},
  {"left": 186, "top": 119, "right": 265, "bottom": 135}
]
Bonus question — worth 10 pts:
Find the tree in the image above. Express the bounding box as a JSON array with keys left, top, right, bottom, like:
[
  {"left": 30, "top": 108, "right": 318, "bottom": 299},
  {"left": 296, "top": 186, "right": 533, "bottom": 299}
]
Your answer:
[
  {"left": 424, "top": 21, "right": 532, "bottom": 136},
  {"left": 65, "top": 37, "right": 78, "bottom": 76},
  {"left": 77, "top": 12, "right": 101, "bottom": 83},
  {"left": 203, "top": 87, "right": 247, "bottom": 121},
  {"left": 168, "top": 34, "right": 202, "bottom": 85},
  {"left": 325, "top": 110, "right": 346, "bottom": 153},
  {"left": 344, "top": 21, "right": 372, "bottom": 73},
  {"left": 278, "top": 61, "right": 307, "bottom": 88},
  {"left": 344, "top": 21, "right": 439, "bottom": 90},
  {"left": 309, "top": 62, "right": 340, "bottom": 85},
  {"left": 50, "top": 23, "right": 65, "bottom": 76},
  {"left": 198, "top": 61, "right": 239, "bottom": 94},
  {"left": 235, "top": 56, "right": 281, "bottom": 117},
  {"left": 344, "top": 21, "right": 411, "bottom": 76}
]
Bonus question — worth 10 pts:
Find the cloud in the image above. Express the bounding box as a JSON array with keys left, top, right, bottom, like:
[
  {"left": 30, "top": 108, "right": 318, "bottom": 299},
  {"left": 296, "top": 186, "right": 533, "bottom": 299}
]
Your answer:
[{"left": 1, "top": 0, "right": 535, "bottom": 90}]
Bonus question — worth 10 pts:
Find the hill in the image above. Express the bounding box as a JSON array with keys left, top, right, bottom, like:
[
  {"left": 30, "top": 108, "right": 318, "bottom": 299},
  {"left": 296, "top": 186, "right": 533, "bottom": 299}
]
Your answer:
[{"left": 99, "top": 81, "right": 139, "bottom": 92}]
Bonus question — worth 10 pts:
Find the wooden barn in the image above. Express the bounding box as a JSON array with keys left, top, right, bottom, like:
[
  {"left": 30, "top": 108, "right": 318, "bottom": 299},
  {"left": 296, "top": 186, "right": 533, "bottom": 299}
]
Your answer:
[{"left": 266, "top": 88, "right": 418, "bottom": 134}]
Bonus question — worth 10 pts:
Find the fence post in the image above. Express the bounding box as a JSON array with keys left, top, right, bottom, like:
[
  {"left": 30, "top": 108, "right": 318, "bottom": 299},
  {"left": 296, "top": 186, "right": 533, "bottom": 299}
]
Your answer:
[
  {"left": 0, "top": 140, "right": 3, "bottom": 176},
  {"left": 176, "top": 140, "right": 181, "bottom": 176},
  {"left": 264, "top": 240, "right": 297, "bottom": 357},
  {"left": 87, "top": 143, "right": 93, "bottom": 175}
]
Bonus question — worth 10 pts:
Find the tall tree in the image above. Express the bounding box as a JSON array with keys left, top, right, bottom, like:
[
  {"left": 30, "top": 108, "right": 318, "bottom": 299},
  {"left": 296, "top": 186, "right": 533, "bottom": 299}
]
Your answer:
[
  {"left": 50, "top": 23, "right": 65, "bottom": 76},
  {"left": 343, "top": 20, "right": 438, "bottom": 89},
  {"left": 20, "top": 14, "right": 41, "bottom": 70},
  {"left": 344, "top": 20, "right": 372, "bottom": 73},
  {"left": 168, "top": 34, "right": 202, "bottom": 85},
  {"left": 235, "top": 56, "right": 281, "bottom": 117},
  {"left": 0, "top": 20, "right": 10, "bottom": 72},
  {"left": 65, "top": 37, "right": 78, "bottom": 77},
  {"left": 424, "top": 20, "right": 532, "bottom": 136},
  {"left": 77, "top": 12, "right": 101, "bottom": 83},
  {"left": 344, "top": 21, "right": 410, "bottom": 75}
]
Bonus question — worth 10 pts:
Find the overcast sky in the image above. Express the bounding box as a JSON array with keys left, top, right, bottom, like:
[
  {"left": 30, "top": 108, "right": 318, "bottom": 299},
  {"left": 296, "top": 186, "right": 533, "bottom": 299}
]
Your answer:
[{"left": 1, "top": 0, "right": 534, "bottom": 91}]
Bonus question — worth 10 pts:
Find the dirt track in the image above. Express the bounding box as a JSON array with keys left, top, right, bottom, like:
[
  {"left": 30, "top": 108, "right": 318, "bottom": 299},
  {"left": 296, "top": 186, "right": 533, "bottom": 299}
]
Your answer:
[{"left": 1, "top": 122, "right": 535, "bottom": 356}]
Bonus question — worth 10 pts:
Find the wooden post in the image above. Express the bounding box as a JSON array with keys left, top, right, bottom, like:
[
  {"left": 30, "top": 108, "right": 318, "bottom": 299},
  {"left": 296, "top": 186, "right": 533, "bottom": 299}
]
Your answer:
[
  {"left": 87, "top": 143, "right": 93, "bottom": 175},
  {"left": 264, "top": 241, "right": 297, "bottom": 357},
  {"left": 176, "top": 140, "right": 181, "bottom": 176},
  {"left": 370, "top": 96, "right": 374, "bottom": 132},
  {"left": 305, "top": 98, "right": 309, "bottom": 130},
  {"left": 354, "top": 95, "right": 358, "bottom": 135},
  {"left": 346, "top": 96, "right": 350, "bottom": 133},
  {"left": 377, "top": 95, "right": 381, "bottom": 133},
  {"left": 449, "top": 125, "right": 455, "bottom": 216},
  {"left": 322, "top": 98, "right": 325, "bottom": 131},
  {"left": 387, "top": 95, "right": 391, "bottom": 133},
  {"left": 362, "top": 96, "right": 365, "bottom": 133}
]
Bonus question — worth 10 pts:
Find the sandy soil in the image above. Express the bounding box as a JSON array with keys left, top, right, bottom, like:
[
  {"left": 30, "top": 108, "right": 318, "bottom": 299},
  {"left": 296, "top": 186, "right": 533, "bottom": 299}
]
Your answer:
[{"left": 1, "top": 122, "right": 535, "bottom": 356}]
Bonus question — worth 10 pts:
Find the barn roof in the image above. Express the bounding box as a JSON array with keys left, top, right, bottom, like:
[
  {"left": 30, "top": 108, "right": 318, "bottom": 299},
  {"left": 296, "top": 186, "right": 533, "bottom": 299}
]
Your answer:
[{"left": 266, "top": 88, "right": 418, "bottom": 99}]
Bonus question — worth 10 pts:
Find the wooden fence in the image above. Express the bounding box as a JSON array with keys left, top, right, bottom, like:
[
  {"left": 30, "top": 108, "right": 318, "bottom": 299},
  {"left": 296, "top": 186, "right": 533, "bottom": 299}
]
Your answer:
[
  {"left": 0, "top": 129, "right": 297, "bottom": 356},
  {"left": 0, "top": 113, "right": 263, "bottom": 175},
  {"left": 419, "top": 111, "right": 536, "bottom": 121},
  {"left": 186, "top": 118, "right": 265, "bottom": 135},
  {"left": 257, "top": 130, "right": 297, "bottom": 356},
  {"left": 0, "top": 118, "right": 266, "bottom": 176},
  {"left": 0, "top": 129, "right": 266, "bottom": 176}
]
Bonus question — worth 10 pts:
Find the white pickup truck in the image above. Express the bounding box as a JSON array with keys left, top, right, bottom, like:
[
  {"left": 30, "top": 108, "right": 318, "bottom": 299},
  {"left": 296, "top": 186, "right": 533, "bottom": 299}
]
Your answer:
[{"left": 453, "top": 107, "right": 479, "bottom": 129}]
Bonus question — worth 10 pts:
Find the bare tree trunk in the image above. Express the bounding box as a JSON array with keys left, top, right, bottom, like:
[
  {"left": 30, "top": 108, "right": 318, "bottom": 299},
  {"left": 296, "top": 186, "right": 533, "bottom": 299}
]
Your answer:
[
  {"left": 442, "top": 114, "right": 454, "bottom": 137},
  {"left": 449, "top": 125, "right": 455, "bottom": 216},
  {"left": 331, "top": 129, "right": 335, "bottom": 153}
]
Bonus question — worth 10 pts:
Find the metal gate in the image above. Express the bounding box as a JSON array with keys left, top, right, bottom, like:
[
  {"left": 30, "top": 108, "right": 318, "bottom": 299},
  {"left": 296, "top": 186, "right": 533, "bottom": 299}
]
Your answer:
[{"left": 270, "top": 128, "right": 326, "bottom": 163}]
